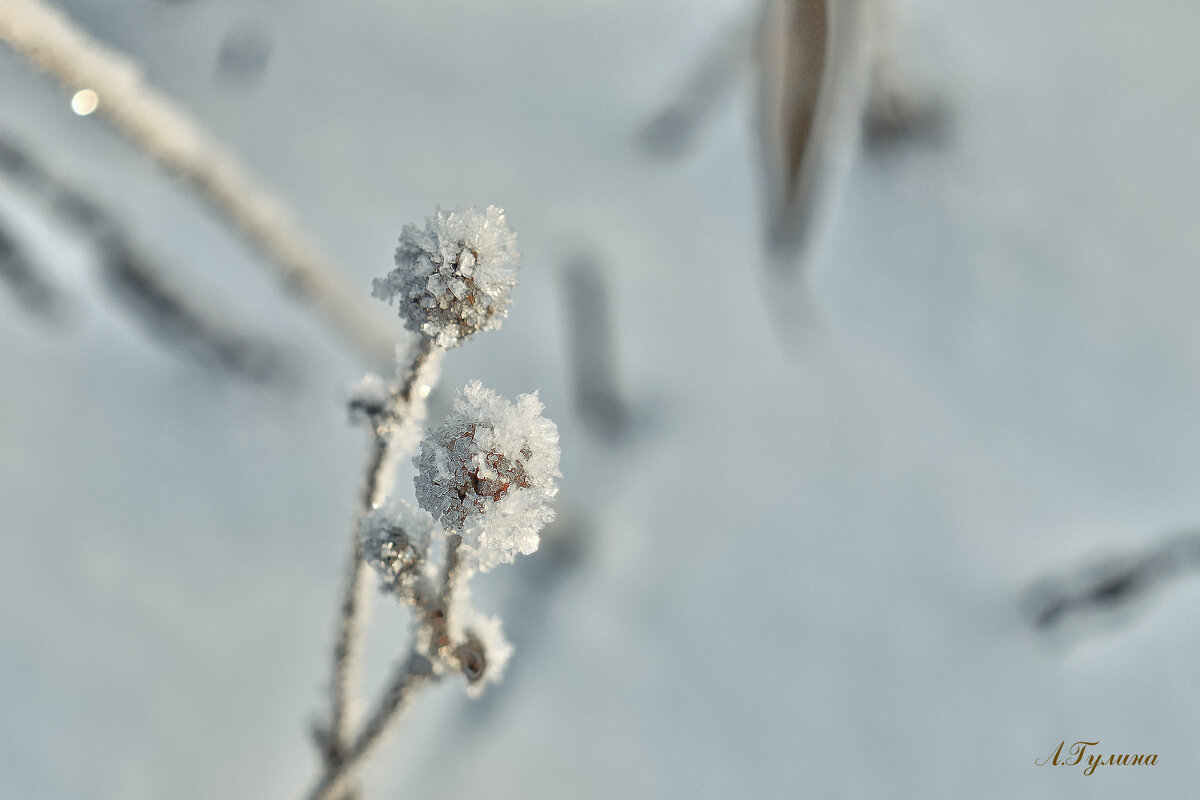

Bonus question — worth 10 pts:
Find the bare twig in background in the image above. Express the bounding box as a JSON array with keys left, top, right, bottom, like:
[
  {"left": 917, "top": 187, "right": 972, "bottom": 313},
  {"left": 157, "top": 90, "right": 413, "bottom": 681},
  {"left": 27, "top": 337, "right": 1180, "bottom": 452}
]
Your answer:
[
  {"left": 561, "top": 253, "right": 632, "bottom": 441},
  {"left": 1022, "top": 530, "right": 1200, "bottom": 634},
  {"left": 0, "top": 0, "right": 397, "bottom": 367},
  {"left": 758, "top": 0, "right": 873, "bottom": 257}
]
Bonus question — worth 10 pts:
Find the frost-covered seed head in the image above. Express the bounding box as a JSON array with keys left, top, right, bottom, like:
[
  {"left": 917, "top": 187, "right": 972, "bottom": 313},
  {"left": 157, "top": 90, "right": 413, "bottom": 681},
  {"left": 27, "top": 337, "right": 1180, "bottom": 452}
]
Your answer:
[
  {"left": 456, "top": 636, "right": 487, "bottom": 685},
  {"left": 359, "top": 501, "right": 436, "bottom": 599},
  {"left": 449, "top": 593, "right": 514, "bottom": 697},
  {"left": 415, "top": 380, "right": 560, "bottom": 570},
  {"left": 372, "top": 206, "right": 519, "bottom": 349}
]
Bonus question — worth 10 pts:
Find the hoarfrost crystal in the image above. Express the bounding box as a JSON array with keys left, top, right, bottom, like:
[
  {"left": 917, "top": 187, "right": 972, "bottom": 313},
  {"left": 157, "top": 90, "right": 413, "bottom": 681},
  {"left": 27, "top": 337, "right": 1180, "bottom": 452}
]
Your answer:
[
  {"left": 372, "top": 206, "right": 519, "bottom": 348},
  {"left": 451, "top": 590, "right": 514, "bottom": 697},
  {"left": 359, "top": 501, "right": 436, "bottom": 599},
  {"left": 415, "top": 380, "right": 560, "bottom": 570}
]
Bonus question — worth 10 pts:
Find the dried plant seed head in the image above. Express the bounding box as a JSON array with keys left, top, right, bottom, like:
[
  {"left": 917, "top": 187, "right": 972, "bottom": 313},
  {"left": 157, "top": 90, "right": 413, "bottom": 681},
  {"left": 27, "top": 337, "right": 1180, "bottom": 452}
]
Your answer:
[
  {"left": 359, "top": 501, "right": 437, "bottom": 601},
  {"left": 415, "top": 380, "right": 560, "bottom": 571},
  {"left": 372, "top": 206, "right": 519, "bottom": 349},
  {"left": 449, "top": 592, "right": 514, "bottom": 697}
]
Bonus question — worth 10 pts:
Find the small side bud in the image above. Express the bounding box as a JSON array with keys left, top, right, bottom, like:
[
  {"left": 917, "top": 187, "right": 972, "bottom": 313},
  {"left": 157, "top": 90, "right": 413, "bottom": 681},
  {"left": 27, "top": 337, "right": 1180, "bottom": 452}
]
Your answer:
[
  {"left": 449, "top": 594, "right": 514, "bottom": 698},
  {"left": 359, "top": 501, "right": 436, "bottom": 602}
]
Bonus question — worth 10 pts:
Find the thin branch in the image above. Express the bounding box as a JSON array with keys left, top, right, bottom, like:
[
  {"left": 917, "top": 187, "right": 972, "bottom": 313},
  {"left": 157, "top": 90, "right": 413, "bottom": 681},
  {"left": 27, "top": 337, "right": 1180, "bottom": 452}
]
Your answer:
[
  {"left": 314, "top": 531, "right": 461, "bottom": 800},
  {"left": 308, "top": 651, "right": 438, "bottom": 800},
  {"left": 327, "top": 434, "right": 386, "bottom": 757},
  {"left": 0, "top": 0, "right": 398, "bottom": 367},
  {"left": 324, "top": 337, "right": 439, "bottom": 784}
]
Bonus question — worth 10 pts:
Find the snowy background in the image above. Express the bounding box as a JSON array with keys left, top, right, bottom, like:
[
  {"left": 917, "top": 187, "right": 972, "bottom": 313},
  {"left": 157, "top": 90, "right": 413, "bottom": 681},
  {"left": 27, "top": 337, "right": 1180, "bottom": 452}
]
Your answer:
[{"left": 4, "top": 0, "right": 1200, "bottom": 797}]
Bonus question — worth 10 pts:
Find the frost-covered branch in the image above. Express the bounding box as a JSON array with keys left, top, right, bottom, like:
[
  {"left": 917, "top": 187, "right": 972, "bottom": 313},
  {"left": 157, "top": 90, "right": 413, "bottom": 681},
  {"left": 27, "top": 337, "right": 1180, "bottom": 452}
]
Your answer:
[
  {"left": 309, "top": 206, "right": 559, "bottom": 800},
  {"left": 308, "top": 651, "right": 438, "bottom": 800},
  {"left": 0, "top": 0, "right": 397, "bottom": 367},
  {"left": 325, "top": 336, "right": 440, "bottom": 774}
]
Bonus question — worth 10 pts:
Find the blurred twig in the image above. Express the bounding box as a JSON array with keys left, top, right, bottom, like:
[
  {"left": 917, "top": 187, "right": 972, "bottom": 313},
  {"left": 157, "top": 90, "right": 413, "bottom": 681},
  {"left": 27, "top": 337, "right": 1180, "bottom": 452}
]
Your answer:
[
  {"left": 0, "top": 0, "right": 397, "bottom": 367},
  {"left": 758, "top": 0, "right": 873, "bottom": 256}
]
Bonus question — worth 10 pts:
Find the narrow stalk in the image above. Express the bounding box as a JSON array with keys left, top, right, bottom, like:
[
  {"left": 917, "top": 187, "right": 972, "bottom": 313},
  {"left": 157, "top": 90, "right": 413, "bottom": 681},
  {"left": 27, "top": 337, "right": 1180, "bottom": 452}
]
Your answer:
[
  {"left": 307, "top": 652, "right": 438, "bottom": 800},
  {"left": 324, "top": 337, "right": 438, "bottom": 781},
  {"left": 423, "top": 534, "right": 463, "bottom": 659}
]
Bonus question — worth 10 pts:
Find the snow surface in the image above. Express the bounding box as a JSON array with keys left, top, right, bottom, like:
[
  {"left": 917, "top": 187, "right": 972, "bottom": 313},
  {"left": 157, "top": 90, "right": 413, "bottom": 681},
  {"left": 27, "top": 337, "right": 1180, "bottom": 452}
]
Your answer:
[{"left": 4, "top": 0, "right": 1200, "bottom": 798}]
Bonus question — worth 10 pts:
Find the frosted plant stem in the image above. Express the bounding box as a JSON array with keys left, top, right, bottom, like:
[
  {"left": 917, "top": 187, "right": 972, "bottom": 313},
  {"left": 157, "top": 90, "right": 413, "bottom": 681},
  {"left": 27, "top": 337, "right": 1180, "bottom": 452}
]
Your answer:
[
  {"left": 327, "top": 437, "right": 384, "bottom": 758},
  {"left": 312, "top": 533, "right": 461, "bottom": 800},
  {"left": 308, "top": 651, "right": 438, "bottom": 800},
  {"left": 0, "top": 0, "right": 397, "bottom": 367},
  {"left": 324, "top": 337, "right": 439, "bottom": 790}
]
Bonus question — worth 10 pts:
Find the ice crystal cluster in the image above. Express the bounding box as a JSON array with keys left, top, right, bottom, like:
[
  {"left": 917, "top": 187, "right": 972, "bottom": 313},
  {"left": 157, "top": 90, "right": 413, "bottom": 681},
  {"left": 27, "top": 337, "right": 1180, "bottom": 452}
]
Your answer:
[
  {"left": 415, "top": 380, "right": 560, "bottom": 570},
  {"left": 358, "top": 501, "right": 435, "bottom": 599},
  {"left": 371, "top": 206, "right": 519, "bottom": 349},
  {"left": 358, "top": 382, "right": 559, "bottom": 687}
]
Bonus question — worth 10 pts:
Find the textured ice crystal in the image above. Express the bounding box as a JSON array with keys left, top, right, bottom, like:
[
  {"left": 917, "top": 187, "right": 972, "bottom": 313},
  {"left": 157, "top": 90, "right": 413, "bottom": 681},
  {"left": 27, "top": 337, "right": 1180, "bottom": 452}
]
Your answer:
[
  {"left": 359, "top": 501, "right": 436, "bottom": 599},
  {"left": 414, "top": 380, "right": 559, "bottom": 571},
  {"left": 372, "top": 206, "right": 519, "bottom": 349}
]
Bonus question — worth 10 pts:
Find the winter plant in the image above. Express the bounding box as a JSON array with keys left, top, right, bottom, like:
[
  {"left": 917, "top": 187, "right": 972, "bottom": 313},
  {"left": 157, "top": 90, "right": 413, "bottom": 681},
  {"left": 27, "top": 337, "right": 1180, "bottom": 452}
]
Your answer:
[{"left": 306, "top": 206, "right": 561, "bottom": 800}]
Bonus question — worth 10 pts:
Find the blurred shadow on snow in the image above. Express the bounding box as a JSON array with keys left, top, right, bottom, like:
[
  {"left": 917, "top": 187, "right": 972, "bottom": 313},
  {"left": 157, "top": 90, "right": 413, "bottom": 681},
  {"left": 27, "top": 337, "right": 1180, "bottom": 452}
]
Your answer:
[
  {"left": 559, "top": 251, "right": 636, "bottom": 443},
  {"left": 215, "top": 18, "right": 272, "bottom": 87},
  {"left": 0, "top": 133, "right": 296, "bottom": 386},
  {"left": 637, "top": 13, "right": 753, "bottom": 159},
  {"left": 100, "top": 235, "right": 296, "bottom": 384},
  {"left": 861, "top": 74, "right": 951, "bottom": 155},
  {"left": 0, "top": 216, "right": 70, "bottom": 323},
  {"left": 1022, "top": 529, "right": 1200, "bottom": 641}
]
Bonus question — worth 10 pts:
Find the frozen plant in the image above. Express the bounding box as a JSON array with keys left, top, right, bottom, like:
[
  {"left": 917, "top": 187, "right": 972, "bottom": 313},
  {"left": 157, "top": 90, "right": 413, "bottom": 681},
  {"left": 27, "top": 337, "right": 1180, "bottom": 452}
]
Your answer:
[
  {"left": 415, "top": 381, "right": 560, "bottom": 571},
  {"left": 372, "top": 206, "right": 519, "bottom": 349},
  {"left": 306, "top": 206, "right": 560, "bottom": 800}
]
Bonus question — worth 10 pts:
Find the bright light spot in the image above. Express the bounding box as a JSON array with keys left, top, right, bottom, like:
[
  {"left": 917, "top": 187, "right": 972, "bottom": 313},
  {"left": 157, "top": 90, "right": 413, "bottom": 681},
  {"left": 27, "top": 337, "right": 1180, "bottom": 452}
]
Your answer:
[
  {"left": 418, "top": 384, "right": 432, "bottom": 399},
  {"left": 71, "top": 89, "right": 99, "bottom": 116}
]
